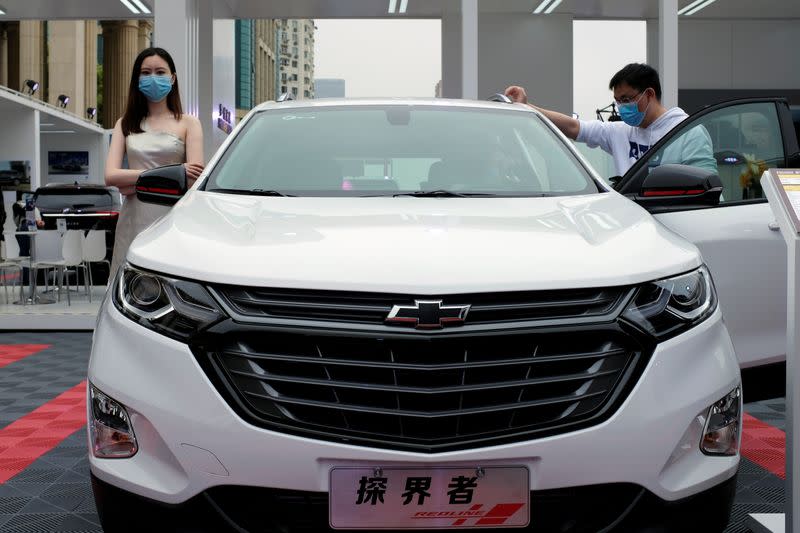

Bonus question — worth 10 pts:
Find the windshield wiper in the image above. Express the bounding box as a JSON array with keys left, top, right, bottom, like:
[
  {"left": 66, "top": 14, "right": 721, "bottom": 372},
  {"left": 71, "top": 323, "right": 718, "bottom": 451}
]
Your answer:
[
  {"left": 207, "top": 188, "right": 293, "bottom": 197},
  {"left": 394, "top": 190, "right": 477, "bottom": 198}
]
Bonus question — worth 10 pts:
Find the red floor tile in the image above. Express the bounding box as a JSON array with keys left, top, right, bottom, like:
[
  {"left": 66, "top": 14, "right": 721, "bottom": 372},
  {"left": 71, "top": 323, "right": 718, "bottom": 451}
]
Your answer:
[
  {"left": 0, "top": 381, "right": 87, "bottom": 484},
  {"left": 0, "top": 344, "right": 51, "bottom": 369},
  {"left": 741, "top": 413, "right": 785, "bottom": 479}
]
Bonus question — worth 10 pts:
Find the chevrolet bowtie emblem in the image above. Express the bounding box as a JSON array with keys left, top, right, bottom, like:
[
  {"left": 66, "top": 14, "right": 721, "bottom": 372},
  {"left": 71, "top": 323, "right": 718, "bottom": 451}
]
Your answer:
[{"left": 386, "top": 300, "right": 471, "bottom": 329}]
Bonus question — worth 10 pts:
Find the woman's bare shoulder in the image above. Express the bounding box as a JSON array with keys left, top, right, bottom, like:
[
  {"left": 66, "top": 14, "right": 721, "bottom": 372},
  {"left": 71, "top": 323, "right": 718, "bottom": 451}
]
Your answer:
[{"left": 180, "top": 114, "right": 202, "bottom": 128}]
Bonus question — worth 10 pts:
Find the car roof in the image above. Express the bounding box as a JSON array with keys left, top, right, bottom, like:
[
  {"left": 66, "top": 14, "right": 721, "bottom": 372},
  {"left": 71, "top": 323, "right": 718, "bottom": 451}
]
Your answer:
[{"left": 251, "top": 97, "right": 541, "bottom": 116}]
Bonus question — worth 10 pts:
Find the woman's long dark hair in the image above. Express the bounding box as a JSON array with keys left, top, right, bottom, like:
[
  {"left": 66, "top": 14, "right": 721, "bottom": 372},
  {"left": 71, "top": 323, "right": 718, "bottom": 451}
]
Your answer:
[{"left": 120, "top": 47, "right": 183, "bottom": 136}]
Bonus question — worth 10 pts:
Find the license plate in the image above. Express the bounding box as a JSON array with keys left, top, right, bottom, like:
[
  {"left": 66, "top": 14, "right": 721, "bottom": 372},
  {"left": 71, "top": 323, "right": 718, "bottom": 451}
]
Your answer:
[{"left": 329, "top": 466, "right": 529, "bottom": 530}]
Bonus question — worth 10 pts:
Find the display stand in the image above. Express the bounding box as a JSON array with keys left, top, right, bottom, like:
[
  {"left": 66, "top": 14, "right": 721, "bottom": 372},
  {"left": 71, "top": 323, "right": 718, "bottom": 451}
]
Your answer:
[{"left": 749, "top": 169, "right": 800, "bottom": 533}]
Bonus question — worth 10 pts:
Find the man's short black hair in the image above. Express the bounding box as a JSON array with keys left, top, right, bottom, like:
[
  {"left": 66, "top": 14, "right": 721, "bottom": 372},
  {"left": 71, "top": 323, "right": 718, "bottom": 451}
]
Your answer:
[{"left": 609, "top": 63, "right": 662, "bottom": 101}]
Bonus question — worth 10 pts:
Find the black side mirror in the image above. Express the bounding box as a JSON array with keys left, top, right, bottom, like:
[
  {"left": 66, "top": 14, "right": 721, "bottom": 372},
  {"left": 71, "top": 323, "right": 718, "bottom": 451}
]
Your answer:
[
  {"left": 635, "top": 164, "right": 722, "bottom": 210},
  {"left": 135, "top": 164, "right": 187, "bottom": 206}
]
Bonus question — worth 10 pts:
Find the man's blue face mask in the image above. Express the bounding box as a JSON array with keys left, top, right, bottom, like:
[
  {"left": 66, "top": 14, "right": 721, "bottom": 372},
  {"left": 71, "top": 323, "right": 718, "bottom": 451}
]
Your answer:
[
  {"left": 138, "top": 75, "right": 173, "bottom": 102},
  {"left": 616, "top": 91, "right": 649, "bottom": 127}
]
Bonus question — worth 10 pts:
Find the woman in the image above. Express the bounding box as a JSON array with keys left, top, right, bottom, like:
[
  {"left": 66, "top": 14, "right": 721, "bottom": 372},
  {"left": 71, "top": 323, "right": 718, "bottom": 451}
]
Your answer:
[{"left": 105, "top": 47, "right": 205, "bottom": 278}]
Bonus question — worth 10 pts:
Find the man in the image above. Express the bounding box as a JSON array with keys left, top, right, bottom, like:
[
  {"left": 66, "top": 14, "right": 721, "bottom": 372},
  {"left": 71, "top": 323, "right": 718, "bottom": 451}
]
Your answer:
[{"left": 505, "top": 63, "right": 715, "bottom": 177}]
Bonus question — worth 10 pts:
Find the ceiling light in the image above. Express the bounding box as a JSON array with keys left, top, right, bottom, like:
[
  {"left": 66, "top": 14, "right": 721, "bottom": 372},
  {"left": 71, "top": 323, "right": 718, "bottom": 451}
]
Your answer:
[
  {"left": 24, "top": 79, "right": 39, "bottom": 95},
  {"left": 41, "top": 130, "right": 76, "bottom": 134},
  {"left": 87, "top": 107, "right": 98, "bottom": 119},
  {"left": 399, "top": 0, "right": 408, "bottom": 13},
  {"left": 130, "top": 0, "right": 150, "bottom": 14},
  {"left": 544, "top": 0, "right": 562, "bottom": 14},
  {"left": 679, "top": 0, "right": 716, "bottom": 15},
  {"left": 388, "top": 0, "right": 397, "bottom": 13},
  {"left": 40, "top": 123, "right": 55, "bottom": 127},
  {"left": 0, "top": 5, "right": 6, "bottom": 15},
  {"left": 120, "top": 0, "right": 141, "bottom": 14},
  {"left": 57, "top": 94, "right": 70, "bottom": 108},
  {"left": 533, "top": 0, "right": 554, "bottom": 14}
]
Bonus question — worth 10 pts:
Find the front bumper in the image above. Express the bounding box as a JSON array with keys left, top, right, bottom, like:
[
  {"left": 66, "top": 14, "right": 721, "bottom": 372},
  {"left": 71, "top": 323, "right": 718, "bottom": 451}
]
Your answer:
[
  {"left": 88, "top": 301, "right": 740, "bottom": 506},
  {"left": 90, "top": 471, "right": 738, "bottom": 532}
]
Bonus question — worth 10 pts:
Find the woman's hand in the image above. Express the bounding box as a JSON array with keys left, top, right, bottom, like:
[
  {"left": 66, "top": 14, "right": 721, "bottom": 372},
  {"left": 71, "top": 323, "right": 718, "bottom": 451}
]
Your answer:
[
  {"left": 119, "top": 185, "right": 136, "bottom": 196},
  {"left": 184, "top": 162, "right": 204, "bottom": 182}
]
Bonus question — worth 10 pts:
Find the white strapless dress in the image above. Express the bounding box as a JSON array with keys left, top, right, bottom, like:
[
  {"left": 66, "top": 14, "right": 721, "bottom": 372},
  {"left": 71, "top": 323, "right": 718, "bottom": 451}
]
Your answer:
[{"left": 109, "top": 121, "right": 186, "bottom": 278}]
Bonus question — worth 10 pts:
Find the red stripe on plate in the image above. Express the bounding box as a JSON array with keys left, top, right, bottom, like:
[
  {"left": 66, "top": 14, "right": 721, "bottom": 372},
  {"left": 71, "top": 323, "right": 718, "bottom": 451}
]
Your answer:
[
  {"left": 741, "top": 412, "right": 785, "bottom": 479},
  {"left": 0, "top": 381, "right": 86, "bottom": 484},
  {"left": 0, "top": 344, "right": 51, "bottom": 369}
]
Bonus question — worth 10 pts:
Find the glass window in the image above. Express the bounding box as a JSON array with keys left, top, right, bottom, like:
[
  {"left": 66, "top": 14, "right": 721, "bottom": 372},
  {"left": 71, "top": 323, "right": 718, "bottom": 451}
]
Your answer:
[
  {"left": 642, "top": 102, "right": 784, "bottom": 203},
  {"left": 34, "top": 191, "right": 113, "bottom": 209},
  {"left": 205, "top": 105, "right": 598, "bottom": 197}
]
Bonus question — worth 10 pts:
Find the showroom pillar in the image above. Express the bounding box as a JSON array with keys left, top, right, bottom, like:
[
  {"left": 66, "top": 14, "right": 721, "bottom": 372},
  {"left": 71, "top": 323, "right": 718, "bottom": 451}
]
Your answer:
[
  {"left": 442, "top": 10, "right": 572, "bottom": 111},
  {"left": 138, "top": 20, "right": 152, "bottom": 52},
  {"left": 47, "top": 22, "right": 86, "bottom": 114},
  {"left": 101, "top": 20, "right": 139, "bottom": 128},
  {"left": 8, "top": 21, "right": 44, "bottom": 100},
  {"left": 0, "top": 25, "right": 7, "bottom": 88},
  {"left": 461, "top": 0, "right": 478, "bottom": 100},
  {"left": 84, "top": 21, "right": 98, "bottom": 122},
  {"left": 153, "top": 0, "right": 215, "bottom": 159},
  {"left": 658, "top": 0, "right": 678, "bottom": 109},
  {"left": 440, "top": 12, "right": 462, "bottom": 99}
]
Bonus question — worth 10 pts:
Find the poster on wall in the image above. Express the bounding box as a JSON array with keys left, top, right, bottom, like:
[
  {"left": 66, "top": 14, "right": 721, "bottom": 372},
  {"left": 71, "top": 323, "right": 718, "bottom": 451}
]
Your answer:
[
  {"left": 48, "top": 151, "right": 89, "bottom": 183},
  {"left": 0, "top": 160, "right": 32, "bottom": 193}
]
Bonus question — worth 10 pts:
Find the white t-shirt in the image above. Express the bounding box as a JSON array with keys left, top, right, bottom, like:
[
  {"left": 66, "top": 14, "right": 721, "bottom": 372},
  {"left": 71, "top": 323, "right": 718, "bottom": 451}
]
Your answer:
[{"left": 577, "top": 107, "right": 689, "bottom": 176}]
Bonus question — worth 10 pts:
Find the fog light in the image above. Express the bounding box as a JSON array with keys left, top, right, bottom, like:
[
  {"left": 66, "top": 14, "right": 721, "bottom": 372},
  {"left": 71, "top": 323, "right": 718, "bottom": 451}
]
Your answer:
[
  {"left": 89, "top": 384, "right": 138, "bottom": 458},
  {"left": 701, "top": 387, "right": 741, "bottom": 456}
]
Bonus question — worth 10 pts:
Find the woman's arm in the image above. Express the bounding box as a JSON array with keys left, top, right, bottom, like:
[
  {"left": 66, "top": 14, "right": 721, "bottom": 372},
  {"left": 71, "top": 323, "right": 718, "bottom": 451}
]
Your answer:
[
  {"left": 105, "top": 119, "right": 141, "bottom": 195},
  {"left": 183, "top": 115, "right": 205, "bottom": 186}
]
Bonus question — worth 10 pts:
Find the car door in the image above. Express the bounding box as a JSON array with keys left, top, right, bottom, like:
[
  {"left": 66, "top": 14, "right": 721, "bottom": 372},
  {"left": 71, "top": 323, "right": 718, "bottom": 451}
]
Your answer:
[{"left": 615, "top": 98, "right": 800, "bottom": 368}]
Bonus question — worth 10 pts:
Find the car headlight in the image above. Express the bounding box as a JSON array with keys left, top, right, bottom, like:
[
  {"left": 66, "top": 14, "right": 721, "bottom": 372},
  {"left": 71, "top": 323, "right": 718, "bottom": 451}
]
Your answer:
[
  {"left": 112, "top": 263, "right": 224, "bottom": 341},
  {"left": 622, "top": 266, "right": 717, "bottom": 340}
]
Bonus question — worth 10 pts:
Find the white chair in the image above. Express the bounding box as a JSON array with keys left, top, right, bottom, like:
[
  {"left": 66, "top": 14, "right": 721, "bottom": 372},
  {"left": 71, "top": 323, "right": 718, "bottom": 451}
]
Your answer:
[
  {"left": 59, "top": 230, "right": 91, "bottom": 303},
  {"left": 30, "top": 231, "right": 68, "bottom": 304},
  {"left": 82, "top": 230, "right": 110, "bottom": 289},
  {"left": 0, "top": 238, "right": 23, "bottom": 304},
  {"left": 2, "top": 233, "right": 29, "bottom": 304}
]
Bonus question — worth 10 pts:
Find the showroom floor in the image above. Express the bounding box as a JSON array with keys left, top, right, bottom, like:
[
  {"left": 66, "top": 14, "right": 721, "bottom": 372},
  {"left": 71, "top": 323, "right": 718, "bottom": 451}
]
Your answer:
[
  {"left": 0, "top": 332, "right": 788, "bottom": 533},
  {"left": 0, "top": 283, "right": 105, "bottom": 330}
]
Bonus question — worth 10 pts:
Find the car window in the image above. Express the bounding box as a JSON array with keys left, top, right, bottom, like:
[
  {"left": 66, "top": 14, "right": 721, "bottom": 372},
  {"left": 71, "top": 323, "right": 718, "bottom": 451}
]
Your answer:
[
  {"left": 573, "top": 142, "right": 615, "bottom": 184},
  {"left": 34, "top": 191, "right": 114, "bottom": 209},
  {"left": 641, "top": 102, "right": 785, "bottom": 204},
  {"left": 205, "top": 105, "right": 598, "bottom": 197}
]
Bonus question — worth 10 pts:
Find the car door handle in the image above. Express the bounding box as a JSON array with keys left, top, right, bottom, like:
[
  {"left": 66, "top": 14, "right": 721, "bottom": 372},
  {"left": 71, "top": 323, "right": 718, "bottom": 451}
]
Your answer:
[{"left": 769, "top": 221, "right": 781, "bottom": 231}]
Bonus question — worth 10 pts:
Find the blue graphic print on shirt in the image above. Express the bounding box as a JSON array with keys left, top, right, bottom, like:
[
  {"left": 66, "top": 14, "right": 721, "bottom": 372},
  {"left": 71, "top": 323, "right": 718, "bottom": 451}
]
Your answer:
[{"left": 629, "top": 142, "right": 650, "bottom": 160}]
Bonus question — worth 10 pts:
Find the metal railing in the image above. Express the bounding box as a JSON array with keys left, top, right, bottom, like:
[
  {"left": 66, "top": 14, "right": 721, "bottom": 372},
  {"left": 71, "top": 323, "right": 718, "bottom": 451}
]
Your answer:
[{"left": 0, "top": 84, "right": 103, "bottom": 130}]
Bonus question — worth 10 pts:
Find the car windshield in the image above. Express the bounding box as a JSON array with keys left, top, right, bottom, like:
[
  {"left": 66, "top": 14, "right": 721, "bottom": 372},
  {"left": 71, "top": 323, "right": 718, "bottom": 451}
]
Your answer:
[
  {"left": 34, "top": 191, "right": 114, "bottom": 209},
  {"left": 204, "top": 105, "right": 598, "bottom": 197}
]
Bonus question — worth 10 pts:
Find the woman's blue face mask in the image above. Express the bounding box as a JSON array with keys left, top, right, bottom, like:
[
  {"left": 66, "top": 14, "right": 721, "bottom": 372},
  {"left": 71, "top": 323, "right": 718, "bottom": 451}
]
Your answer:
[{"left": 138, "top": 75, "right": 173, "bottom": 102}]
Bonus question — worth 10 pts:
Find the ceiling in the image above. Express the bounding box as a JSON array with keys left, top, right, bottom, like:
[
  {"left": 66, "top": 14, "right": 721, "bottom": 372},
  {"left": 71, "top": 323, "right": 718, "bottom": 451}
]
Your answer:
[{"left": 0, "top": 0, "right": 797, "bottom": 20}]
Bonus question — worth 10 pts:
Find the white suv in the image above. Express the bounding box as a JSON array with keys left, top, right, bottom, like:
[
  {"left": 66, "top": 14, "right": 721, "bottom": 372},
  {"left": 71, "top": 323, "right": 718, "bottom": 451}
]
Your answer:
[{"left": 88, "top": 99, "right": 743, "bottom": 532}]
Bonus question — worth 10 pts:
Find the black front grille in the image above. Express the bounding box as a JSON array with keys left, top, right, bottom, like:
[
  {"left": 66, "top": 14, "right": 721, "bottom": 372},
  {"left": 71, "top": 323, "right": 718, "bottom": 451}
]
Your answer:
[
  {"left": 212, "top": 286, "right": 627, "bottom": 326},
  {"left": 195, "top": 322, "right": 650, "bottom": 452}
]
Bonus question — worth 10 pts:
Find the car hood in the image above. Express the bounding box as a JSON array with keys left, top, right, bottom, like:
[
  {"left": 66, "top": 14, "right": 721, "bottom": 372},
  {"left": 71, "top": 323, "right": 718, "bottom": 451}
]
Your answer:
[{"left": 127, "top": 191, "right": 701, "bottom": 293}]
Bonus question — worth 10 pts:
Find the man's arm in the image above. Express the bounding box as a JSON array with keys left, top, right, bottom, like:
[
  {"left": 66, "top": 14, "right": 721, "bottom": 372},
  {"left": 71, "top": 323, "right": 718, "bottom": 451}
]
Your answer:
[
  {"left": 505, "top": 85, "right": 580, "bottom": 140},
  {"left": 678, "top": 125, "right": 718, "bottom": 174}
]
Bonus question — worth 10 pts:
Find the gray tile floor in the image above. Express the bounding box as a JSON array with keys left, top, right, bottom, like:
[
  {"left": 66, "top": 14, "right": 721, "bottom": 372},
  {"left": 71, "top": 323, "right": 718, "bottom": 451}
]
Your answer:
[{"left": 0, "top": 332, "right": 787, "bottom": 532}]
